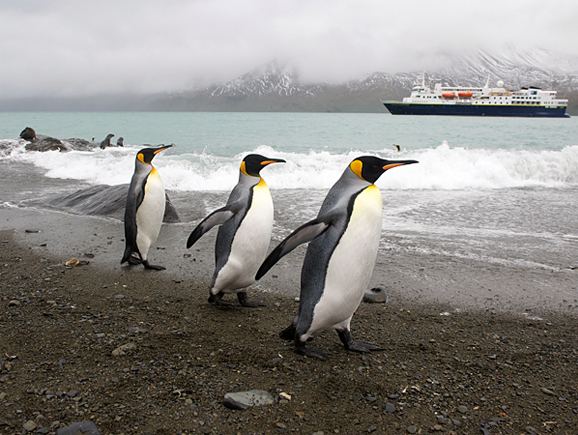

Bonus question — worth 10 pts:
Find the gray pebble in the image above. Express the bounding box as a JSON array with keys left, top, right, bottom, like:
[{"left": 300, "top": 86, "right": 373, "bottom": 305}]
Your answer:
[
  {"left": 363, "top": 286, "right": 387, "bottom": 303},
  {"left": 457, "top": 405, "right": 468, "bottom": 413},
  {"left": 407, "top": 425, "right": 417, "bottom": 434},
  {"left": 56, "top": 421, "right": 101, "bottom": 435},
  {"left": 436, "top": 415, "right": 448, "bottom": 424},
  {"left": 385, "top": 402, "right": 396, "bottom": 413},
  {"left": 23, "top": 420, "right": 37, "bottom": 431},
  {"left": 222, "top": 389, "right": 274, "bottom": 410}
]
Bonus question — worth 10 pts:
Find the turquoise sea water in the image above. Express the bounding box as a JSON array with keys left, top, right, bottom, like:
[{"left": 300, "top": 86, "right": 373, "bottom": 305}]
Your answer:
[
  {"left": 1, "top": 112, "right": 577, "bottom": 155},
  {"left": 1, "top": 112, "right": 578, "bottom": 275}
]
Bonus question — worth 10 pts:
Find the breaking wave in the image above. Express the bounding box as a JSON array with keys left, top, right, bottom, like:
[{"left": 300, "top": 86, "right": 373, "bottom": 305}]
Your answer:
[{"left": 1, "top": 139, "right": 578, "bottom": 191}]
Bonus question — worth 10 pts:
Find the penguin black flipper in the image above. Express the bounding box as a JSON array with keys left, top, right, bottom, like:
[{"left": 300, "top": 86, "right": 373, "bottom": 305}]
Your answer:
[
  {"left": 186, "top": 201, "right": 244, "bottom": 249},
  {"left": 256, "top": 213, "right": 338, "bottom": 280},
  {"left": 121, "top": 178, "right": 147, "bottom": 265}
]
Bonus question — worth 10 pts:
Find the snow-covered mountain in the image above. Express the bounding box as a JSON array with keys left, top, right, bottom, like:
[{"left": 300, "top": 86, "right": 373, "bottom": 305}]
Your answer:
[
  {"left": 148, "top": 49, "right": 578, "bottom": 113},
  {"left": 2, "top": 49, "right": 577, "bottom": 113}
]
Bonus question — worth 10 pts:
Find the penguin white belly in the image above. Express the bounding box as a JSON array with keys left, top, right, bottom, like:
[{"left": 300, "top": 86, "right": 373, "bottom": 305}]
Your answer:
[
  {"left": 135, "top": 169, "right": 165, "bottom": 260},
  {"left": 307, "top": 185, "right": 383, "bottom": 337},
  {"left": 213, "top": 182, "right": 274, "bottom": 293}
]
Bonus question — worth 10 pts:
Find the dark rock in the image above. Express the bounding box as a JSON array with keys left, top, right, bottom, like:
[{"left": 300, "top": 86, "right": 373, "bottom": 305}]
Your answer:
[
  {"left": 56, "top": 421, "right": 101, "bottom": 435},
  {"left": 363, "top": 286, "right": 387, "bottom": 303},
  {"left": 222, "top": 390, "right": 274, "bottom": 410},
  {"left": 223, "top": 395, "right": 252, "bottom": 410},
  {"left": 457, "top": 405, "right": 468, "bottom": 413},
  {"left": 38, "top": 184, "right": 180, "bottom": 223},
  {"left": 20, "top": 127, "right": 36, "bottom": 140},
  {"left": 62, "top": 138, "right": 96, "bottom": 151},
  {"left": 407, "top": 425, "right": 417, "bottom": 434},
  {"left": 26, "top": 134, "right": 68, "bottom": 152},
  {"left": 384, "top": 402, "right": 396, "bottom": 413}
]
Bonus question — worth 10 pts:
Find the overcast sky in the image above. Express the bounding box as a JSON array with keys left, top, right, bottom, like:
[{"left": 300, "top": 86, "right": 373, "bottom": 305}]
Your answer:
[{"left": 1, "top": 0, "right": 577, "bottom": 99}]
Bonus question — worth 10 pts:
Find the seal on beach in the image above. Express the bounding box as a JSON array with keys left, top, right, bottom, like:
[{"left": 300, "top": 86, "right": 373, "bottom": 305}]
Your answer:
[
  {"left": 121, "top": 144, "right": 173, "bottom": 270},
  {"left": 256, "top": 156, "right": 418, "bottom": 359},
  {"left": 100, "top": 133, "right": 114, "bottom": 149},
  {"left": 117, "top": 137, "right": 124, "bottom": 147},
  {"left": 20, "top": 127, "right": 36, "bottom": 141},
  {"left": 186, "top": 154, "right": 285, "bottom": 307}
]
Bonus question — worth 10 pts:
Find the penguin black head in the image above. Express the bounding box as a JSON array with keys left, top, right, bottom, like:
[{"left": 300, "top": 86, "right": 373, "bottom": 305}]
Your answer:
[
  {"left": 137, "top": 144, "right": 174, "bottom": 165},
  {"left": 349, "top": 156, "right": 418, "bottom": 184},
  {"left": 241, "top": 154, "right": 286, "bottom": 177}
]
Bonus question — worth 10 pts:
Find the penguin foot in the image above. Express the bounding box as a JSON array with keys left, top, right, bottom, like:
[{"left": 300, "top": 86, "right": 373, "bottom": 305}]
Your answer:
[
  {"left": 295, "top": 340, "right": 326, "bottom": 360},
  {"left": 237, "top": 292, "right": 266, "bottom": 308},
  {"left": 143, "top": 260, "right": 166, "bottom": 271},
  {"left": 208, "top": 293, "right": 238, "bottom": 307},
  {"left": 127, "top": 254, "right": 142, "bottom": 266},
  {"left": 338, "top": 330, "right": 383, "bottom": 353}
]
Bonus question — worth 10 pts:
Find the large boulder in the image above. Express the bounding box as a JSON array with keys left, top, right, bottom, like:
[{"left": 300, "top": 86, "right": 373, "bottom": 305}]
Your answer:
[
  {"left": 62, "top": 138, "right": 98, "bottom": 151},
  {"left": 25, "top": 134, "right": 68, "bottom": 152}
]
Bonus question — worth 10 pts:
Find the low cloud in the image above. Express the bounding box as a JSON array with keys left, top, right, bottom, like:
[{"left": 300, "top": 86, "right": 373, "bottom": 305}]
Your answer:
[{"left": 1, "top": 0, "right": 577, "bottom": 98}]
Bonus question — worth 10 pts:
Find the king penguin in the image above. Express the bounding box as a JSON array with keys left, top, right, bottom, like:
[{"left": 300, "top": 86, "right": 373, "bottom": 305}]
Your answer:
[
  {"left": 122, "top": 144, "right": 173, "bottom": 270},
  {"left": 256, "top": 156, "right": 418, "bottom": 359},
  {"left": 187, "top": 154, "right": 285, "bottom": 307}
]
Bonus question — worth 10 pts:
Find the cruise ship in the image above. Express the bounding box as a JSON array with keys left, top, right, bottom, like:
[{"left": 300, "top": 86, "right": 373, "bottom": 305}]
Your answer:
[{"left": 381, "top": 77, "right": 569, "bottom": 117}]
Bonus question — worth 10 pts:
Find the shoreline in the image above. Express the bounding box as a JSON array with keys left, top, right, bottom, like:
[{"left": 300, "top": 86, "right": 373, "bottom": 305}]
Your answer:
[
  {"left": 1, "top": 205, "right": 577, "bottom": 316},
  {"left": 1, "top": 205, "right": 578, "bottom": 434}
]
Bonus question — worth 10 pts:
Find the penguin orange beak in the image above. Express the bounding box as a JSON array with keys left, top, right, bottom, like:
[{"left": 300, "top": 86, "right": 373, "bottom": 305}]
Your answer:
[
  {"left": 260, "top": 158, "right": 286, "bottom": 166},
  {"left": 153, "top": 144, "right": 174, "bottom": 155},
  {"left": 382, "top": 159, "right": 418, "bottom": 171}
]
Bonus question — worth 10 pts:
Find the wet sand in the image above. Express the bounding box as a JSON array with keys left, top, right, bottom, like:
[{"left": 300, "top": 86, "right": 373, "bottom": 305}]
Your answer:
[
  {"left": 2, "top": 205, "right": 577, "bottom": 315},
  {"left": 1, "top": 206, "right": 578, "bottom": 434}
]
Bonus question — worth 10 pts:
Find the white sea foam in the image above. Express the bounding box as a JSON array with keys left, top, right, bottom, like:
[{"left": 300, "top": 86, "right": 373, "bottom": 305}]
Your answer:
[{"left": 3, "top": 142, "right": 578, "bottom": 191}]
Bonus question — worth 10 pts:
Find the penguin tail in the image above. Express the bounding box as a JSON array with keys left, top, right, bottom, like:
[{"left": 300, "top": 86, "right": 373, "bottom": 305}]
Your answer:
[{"left": 279, "top": 322, "right": 297, "bottom": 341}]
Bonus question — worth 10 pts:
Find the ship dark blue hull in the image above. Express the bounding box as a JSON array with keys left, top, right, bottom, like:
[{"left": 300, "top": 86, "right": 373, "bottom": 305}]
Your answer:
[{"left": 382, "top": 102, "right": 569, "bottom": 118}]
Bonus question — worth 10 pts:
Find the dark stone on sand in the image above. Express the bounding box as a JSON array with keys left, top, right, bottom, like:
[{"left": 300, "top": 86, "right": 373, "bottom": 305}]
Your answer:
[
  {"left": 38, "top": 184, "right": 180, "bottom": 223},
  {"left": 222, "top": 395, "right": 251, "bottom": 410},
  {"left": 26, "top": 134, "right": 68, "bottom": 152},
  {"left": 363, "top": 286, "right": 387, "bottom": 303},
  {"left": 56, "top": 420, "right": 101, "bottom": 435},
  {"left": 407, "top": 425, "right": 417, "bottom": 434},
  {"left": 385, "top": 402, "right": 396, "bottom": 413},
  {"left": 20, "top": 127, "right": 36, "bottom": 140},
  {"left": 223, "top": 390, "right": 274, "bottom": 410}
]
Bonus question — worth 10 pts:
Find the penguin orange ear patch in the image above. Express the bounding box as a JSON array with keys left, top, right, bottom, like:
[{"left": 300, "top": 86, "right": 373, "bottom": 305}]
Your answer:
[
  {"left": 350, "top": 160, "right": 363, "bottom": 179},
  {"left": 137, "top": 153, "right": 146, "bottom": 164},
  {"left": 240, "top": 161, "right": 248, "bottom": 176}
]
